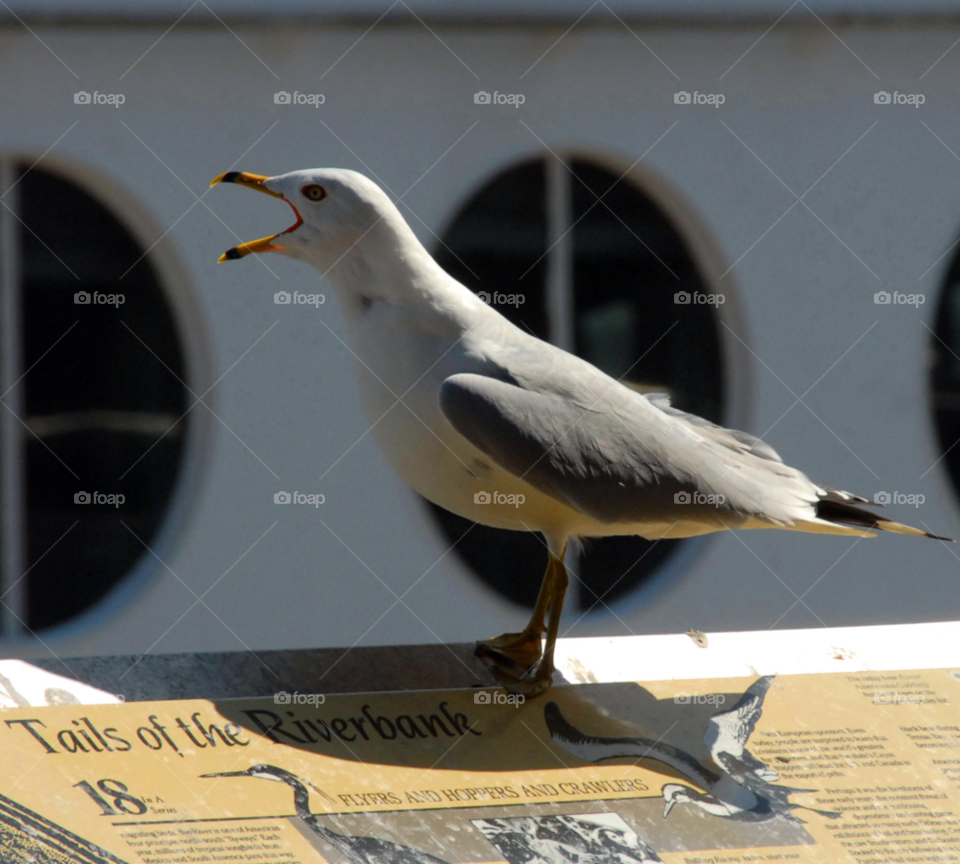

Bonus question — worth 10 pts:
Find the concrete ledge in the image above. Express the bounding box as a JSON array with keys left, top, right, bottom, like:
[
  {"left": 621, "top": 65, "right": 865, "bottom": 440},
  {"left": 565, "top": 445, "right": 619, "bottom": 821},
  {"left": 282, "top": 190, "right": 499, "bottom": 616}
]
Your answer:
[
  {"left": 4, "top": 619, "right": 959, "bottom": 707},
  {"left": 26, "top": 642, "right": 502, "bottom": 703}
]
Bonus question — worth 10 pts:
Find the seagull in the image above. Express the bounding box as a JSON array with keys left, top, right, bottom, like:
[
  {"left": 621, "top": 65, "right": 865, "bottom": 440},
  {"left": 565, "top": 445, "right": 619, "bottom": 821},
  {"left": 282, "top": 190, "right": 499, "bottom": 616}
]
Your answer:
[
  {"left": 544, "top": 679, "right": 842, "bottom": 825},
  {"left": 211, "top": 167, "right": 951, "bottom": 695},
  {"left": 201, "top": 765, "right": 449, "bottom": 864}
]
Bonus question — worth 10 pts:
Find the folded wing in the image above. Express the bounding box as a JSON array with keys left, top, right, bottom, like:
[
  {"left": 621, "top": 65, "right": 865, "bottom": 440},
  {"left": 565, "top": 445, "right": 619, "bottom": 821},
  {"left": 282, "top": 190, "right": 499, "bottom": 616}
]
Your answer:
[{"left": 438, "top": 372, "right": 827, "bottom": 532}]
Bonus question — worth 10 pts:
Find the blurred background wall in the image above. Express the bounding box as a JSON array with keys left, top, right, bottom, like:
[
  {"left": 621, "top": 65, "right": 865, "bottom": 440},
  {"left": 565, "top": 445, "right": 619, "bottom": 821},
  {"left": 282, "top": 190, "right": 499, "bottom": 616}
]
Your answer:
[{"left": 2, "top": 0, "right": 960, "bottom": 665}]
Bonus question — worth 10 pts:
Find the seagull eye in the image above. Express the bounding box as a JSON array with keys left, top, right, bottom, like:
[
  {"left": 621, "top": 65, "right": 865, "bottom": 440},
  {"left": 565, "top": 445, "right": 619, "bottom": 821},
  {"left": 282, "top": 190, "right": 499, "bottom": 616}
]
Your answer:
[{"left": 301, "top": 184, "right": 326, "bottom": 202}]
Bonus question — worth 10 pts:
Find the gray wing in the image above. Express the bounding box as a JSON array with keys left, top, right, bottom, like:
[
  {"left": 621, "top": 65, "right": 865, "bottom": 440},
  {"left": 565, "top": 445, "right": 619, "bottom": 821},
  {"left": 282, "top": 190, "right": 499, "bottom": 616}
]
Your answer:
[
  {"left": 438, "top": 372, "right": 824, "bottom": 530},
  {"left": 644, "top": 392, "right": 783, "bottom": 464}
]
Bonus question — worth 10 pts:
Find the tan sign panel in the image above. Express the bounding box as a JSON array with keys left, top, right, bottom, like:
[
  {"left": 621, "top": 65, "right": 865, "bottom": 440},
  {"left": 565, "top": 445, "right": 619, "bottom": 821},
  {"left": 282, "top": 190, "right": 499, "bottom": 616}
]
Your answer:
[{"left": 2, "top": 670, "right": 958, "bottom": 863}]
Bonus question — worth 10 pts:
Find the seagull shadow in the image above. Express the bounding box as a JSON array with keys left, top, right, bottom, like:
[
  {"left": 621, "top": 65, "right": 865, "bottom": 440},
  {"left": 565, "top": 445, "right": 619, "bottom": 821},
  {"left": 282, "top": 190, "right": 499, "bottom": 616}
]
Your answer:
[{"left": 214, "top": 678, "right": 783, "bottom": 777}]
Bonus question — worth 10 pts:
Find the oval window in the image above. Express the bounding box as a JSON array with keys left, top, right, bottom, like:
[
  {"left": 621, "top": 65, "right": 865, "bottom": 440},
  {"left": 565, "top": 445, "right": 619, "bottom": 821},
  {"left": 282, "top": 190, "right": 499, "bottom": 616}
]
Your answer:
[
  {"left": 0, "top": 162, "right": 188, "bottom": 633},
  {"left": 930, "top": 247, "right": 960, "bottom": 506},
  {"left": 426, "top": 156, "right": 725, "bottom": 615}
]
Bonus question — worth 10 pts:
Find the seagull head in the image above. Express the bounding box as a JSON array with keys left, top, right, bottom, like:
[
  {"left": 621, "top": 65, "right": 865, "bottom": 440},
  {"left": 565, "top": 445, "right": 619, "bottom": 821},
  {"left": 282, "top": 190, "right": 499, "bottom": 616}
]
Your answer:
[
  {"left": 661, "top": 783, "right": 694, "bottom": 818},
  {"left": 210, "top": 168, "right": 401, "bottom": 269},
  {"left": 200, "top": 763, "right": 337, "bottom": 804}
]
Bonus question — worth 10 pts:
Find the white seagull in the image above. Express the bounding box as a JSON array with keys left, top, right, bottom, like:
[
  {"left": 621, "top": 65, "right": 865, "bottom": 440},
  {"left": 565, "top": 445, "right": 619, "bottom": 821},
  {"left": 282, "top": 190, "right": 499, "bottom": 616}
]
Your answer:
[{"left": 212, "top": 167, "right": 951, "bottom": 694}]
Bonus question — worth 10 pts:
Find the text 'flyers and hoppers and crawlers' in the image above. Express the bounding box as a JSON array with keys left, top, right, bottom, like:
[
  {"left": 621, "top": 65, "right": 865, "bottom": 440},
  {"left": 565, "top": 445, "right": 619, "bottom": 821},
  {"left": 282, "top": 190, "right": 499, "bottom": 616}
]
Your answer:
[{"left": 2, "top": 670, "right": 959, "bottom": 863}]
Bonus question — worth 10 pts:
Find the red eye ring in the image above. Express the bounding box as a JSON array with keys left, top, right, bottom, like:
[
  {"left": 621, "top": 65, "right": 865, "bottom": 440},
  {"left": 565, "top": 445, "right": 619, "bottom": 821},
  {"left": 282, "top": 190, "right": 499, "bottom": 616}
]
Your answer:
[{"left": 301, "top": 184, "right": 326, "bottom": 202}]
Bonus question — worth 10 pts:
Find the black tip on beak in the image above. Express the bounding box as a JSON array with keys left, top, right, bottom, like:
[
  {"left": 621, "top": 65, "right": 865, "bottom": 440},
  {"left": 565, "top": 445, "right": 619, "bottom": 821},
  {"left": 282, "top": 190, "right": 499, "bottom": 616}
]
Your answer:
[
  {"left": 223, "top": 247, "right": 243, "bottom": 260},
  {"left": 220, "top": 171, "right": 244, "bottom": 184}
]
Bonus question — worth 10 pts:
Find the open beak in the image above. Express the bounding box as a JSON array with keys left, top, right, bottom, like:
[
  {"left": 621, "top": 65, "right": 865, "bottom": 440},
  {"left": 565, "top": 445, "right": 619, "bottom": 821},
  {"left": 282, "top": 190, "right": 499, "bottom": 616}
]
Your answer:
[
  {"left": 210, "top": 171, "right": 303, "bottom": 262},
  {"left": 200, "top": 771, "right": 248, "bottom": 778}
]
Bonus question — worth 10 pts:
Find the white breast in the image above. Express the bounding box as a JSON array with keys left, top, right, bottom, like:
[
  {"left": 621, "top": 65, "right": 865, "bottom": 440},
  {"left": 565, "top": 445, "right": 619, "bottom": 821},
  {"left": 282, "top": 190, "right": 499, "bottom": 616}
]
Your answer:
[{"left": 344, "top": 302, "right": 581, "bottom": 534}]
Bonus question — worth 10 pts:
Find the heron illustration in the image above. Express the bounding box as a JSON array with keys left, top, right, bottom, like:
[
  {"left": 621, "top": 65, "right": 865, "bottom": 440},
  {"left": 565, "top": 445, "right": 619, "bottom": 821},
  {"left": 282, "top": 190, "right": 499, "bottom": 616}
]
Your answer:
[
  {"left": 545, "top": 677, "right": 842, "bottom": 825},
  {"left": 201, "top": 764, "right": 450, "bottom": 864}
]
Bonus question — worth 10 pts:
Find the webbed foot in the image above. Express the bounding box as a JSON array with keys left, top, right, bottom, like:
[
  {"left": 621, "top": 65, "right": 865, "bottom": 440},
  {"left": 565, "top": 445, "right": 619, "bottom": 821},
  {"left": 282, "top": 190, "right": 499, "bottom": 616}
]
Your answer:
[{"left": 475, "top": 630, "right": 543, "bottom": 679}]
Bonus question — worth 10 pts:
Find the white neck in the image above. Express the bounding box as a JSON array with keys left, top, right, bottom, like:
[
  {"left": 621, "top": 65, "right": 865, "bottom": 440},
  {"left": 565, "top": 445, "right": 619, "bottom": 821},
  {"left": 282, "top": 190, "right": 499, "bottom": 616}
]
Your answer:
[{"left": 309, "top": 206, "right": 464, "bottom": 329}]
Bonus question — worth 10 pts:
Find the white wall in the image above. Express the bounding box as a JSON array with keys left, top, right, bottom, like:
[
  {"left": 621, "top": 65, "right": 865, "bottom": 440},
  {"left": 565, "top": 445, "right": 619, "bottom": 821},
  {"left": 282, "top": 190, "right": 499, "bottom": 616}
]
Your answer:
[{"left": 2, "top": 19, "right": 959, "bottom": 661}]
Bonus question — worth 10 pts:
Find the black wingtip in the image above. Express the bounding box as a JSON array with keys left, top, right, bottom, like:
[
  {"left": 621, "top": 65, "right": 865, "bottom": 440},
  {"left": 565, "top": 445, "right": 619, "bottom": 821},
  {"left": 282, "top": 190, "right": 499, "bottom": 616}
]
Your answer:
[{"left": 818, "top": 497, "right": 953, "bottom": 541}]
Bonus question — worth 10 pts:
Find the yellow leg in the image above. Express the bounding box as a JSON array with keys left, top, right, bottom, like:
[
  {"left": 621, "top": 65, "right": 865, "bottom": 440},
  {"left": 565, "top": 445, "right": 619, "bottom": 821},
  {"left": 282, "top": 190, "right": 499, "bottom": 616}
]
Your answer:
[
  {"left": 476, "top": 543, "right": 568, "bottom": 696},
  {"left": 533, "top": 550, "right": 569, "bottom": 686}
]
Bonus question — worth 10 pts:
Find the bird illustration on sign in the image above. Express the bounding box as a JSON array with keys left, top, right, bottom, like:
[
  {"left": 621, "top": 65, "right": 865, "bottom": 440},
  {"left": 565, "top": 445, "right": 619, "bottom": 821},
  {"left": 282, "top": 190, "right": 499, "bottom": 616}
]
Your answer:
[{"left": 546, "top": 676, "right": 842, "bottom": 825}]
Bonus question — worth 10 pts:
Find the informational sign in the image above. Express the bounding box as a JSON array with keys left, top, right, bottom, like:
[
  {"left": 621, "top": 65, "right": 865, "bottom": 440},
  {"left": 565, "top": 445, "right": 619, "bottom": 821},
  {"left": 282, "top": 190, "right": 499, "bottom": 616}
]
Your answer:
[{"left": 2, "top": 669, "right": 959, "bottom": 863}]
